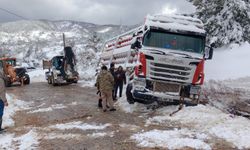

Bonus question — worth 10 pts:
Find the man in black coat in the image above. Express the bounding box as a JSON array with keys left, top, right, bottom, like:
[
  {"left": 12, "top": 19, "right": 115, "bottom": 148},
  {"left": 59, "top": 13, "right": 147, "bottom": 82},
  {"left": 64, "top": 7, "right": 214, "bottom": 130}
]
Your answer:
[
  {"left": 114, "top": 66, "right": 126, "bottom": 98},
  {"left": 64, "top": 46, "right": 76, "bottom": 71}
]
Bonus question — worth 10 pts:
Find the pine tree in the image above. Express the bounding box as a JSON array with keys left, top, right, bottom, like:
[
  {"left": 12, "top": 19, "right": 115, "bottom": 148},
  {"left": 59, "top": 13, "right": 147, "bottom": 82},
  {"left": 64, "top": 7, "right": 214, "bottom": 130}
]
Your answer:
[{"left": 190, "top": 0, "right": 250, "bottom": 47}]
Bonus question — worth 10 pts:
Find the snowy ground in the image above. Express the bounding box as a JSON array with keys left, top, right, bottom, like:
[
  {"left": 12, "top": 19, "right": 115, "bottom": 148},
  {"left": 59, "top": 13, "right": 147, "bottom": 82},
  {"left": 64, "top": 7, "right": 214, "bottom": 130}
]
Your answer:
[{"left": 117, "top": 95, "right": 250, "bottom": 149}]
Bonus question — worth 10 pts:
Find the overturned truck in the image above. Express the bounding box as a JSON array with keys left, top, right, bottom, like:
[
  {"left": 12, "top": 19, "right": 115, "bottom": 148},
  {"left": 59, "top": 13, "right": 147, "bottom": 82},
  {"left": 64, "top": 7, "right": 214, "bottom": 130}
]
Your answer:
[
  {"left": 99, "top": 14, "right": 214, "bottom": 105},
  {"left": 43, "top": 46, "right": 79, "bottom": 86}
]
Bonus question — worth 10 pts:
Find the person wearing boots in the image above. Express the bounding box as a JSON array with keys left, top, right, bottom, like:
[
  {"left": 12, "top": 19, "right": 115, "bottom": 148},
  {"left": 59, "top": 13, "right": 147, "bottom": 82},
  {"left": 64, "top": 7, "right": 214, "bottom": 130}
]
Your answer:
[
  {"left": 114, "top": 66, "right": 126, "bottom": 98},
  {"left": 96, "top": 65, "right": 116, "bottom": 112},
  {"left": 0, "top": 71, "right": 8, "bottom": 133}
]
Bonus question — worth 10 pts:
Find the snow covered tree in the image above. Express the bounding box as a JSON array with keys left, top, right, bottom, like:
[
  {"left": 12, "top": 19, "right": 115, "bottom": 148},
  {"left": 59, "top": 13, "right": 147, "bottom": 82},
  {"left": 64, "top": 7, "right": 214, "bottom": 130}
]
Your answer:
[
  {"left": 189, "top": 0, "right": 250, "bottom": 47},
  {"left": 86, "top": 32, "right": 101, "bottom": 53}
]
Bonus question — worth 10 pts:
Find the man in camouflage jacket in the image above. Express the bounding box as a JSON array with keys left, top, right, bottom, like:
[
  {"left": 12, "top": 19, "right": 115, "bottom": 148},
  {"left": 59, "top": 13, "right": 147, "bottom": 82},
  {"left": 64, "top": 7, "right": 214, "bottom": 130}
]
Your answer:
[{"left": 96, "top": 65, "right": 116, "bottom": 112}]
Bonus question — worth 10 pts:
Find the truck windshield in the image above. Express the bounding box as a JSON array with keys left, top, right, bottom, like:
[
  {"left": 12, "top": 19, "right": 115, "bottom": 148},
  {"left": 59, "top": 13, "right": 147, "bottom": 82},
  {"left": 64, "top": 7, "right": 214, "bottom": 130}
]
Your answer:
[{"left": 143, "top": 30, "right": 205, "bottom": 54}]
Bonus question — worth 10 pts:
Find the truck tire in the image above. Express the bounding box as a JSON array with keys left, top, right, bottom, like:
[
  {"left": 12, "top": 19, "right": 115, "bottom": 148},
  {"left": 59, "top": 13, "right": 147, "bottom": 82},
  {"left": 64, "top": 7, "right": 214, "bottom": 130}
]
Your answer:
[
  {"left": 126, "top": 84, "right": 135, "bottom": 104},
  {"left": 4, "top": 77, "right": 11, "bottom": 87},
  {"left": 51, "top": 73, "right": 57, "bottom": 86},
  {"left": 23, "top": 74, "right": 30, "bottom": 85},
  {"left": 48, "top": 77, "right": 52, "bottom": 84},
  {"left": 192, "top": 94, "right": 200, "bottom": 106}
]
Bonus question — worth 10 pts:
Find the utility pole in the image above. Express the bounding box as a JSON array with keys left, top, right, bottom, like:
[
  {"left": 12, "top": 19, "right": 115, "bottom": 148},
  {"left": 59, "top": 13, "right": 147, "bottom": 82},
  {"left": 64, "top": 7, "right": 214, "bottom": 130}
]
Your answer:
[{"left": 63, "top": 33, "right": 66, "bottom": 48}]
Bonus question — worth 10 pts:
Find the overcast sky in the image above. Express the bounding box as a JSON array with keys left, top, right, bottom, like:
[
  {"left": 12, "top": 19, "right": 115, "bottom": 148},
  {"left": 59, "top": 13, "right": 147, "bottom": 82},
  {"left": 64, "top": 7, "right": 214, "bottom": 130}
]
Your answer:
[{"left": 0, "top": 0, "right": 195, "bottom": 25}]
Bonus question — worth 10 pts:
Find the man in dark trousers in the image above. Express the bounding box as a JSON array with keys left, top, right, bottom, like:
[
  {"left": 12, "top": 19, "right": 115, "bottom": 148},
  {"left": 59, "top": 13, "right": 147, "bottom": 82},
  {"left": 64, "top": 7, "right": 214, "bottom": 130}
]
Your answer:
[
  {"left": 114, "top": 66, "right": 126, "bottom": 98},
  {"left": 0, "top": 71, "right": 8, "bottom": 133},
  {"left": 109, "top": 62, "right": 117, "bottom": 101}
]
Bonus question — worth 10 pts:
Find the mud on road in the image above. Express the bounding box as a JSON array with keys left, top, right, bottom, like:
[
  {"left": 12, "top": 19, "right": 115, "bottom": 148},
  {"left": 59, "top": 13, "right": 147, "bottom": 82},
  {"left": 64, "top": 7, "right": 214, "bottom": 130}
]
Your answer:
[{"left": 4, "top": 82, "right": 245, "bottom": 150}]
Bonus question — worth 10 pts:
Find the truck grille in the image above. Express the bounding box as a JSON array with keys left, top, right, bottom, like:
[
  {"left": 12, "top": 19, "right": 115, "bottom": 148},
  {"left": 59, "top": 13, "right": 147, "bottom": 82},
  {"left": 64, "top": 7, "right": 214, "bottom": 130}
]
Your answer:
[
  {"left": 150, "top": 62, "right": 192, "bottom": 83},
  {"left": 152, "top": 63, "right": 191, "bottom": 71},
  {"left": 154, "top": 82, "right": 180, "bottom": 93}
]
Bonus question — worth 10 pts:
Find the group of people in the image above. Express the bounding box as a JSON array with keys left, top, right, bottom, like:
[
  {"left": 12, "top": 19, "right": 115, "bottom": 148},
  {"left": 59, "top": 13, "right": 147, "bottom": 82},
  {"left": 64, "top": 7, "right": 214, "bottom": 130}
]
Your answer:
[{"left": 96, "top": 63, "right": 126, "bottom": 112}]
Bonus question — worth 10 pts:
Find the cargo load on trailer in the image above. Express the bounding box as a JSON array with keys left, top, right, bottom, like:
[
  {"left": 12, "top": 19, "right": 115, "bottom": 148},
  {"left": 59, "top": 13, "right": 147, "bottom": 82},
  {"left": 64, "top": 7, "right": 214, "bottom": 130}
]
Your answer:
[{"left": 98, "top": 14, "right": 214, "bottom": 105}]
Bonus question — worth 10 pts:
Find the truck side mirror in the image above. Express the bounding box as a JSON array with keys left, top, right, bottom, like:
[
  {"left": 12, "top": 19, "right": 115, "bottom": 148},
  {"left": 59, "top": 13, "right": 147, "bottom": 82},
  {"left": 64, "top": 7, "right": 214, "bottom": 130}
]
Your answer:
[
  {"left": 207, "top": 47, "right": 214, "bottom": 60},
  {"left": 204, "top": 43, "right": 215, "bottom": 60}
]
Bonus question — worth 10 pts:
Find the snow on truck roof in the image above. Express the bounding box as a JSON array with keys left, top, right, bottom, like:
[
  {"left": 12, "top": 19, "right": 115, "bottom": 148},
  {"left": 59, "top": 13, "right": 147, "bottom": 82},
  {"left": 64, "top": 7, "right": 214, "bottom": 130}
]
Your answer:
[
  {"left": 145, "top": 14, "right": 206, "bottom": 34},
  {"left": 104, "top": 14, "right": 205, "bottom": 46}
]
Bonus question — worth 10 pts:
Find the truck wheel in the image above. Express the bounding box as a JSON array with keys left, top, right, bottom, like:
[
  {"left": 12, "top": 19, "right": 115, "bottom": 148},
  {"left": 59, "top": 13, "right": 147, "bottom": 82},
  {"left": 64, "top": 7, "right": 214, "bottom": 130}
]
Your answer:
[
  {"left": 192, "top": 94, "right": 200, "bottom": 105},
  {"left": 4, "top": 77, "right": 11, "bottom": 87},
  {"left": 66, "top": 80, "right": 72, "bottom": 83},
  {"left": 126, "top": 84, "right": 135, "bottom": 104},
  {"left": 48, "top": 77, "right": 52, "bottom": 84},
  {"left": 23, "top": 74, "right": 30, "bottom": 85},
  {"left": 51, "top": 73, "right": 57, "bottom": 86}
]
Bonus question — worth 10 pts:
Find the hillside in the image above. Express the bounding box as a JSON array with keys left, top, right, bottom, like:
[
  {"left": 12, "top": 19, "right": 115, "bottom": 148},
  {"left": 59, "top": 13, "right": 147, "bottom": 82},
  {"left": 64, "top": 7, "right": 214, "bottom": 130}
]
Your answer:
[{"left": 0, "top": 20, "right": 133, "bottom": 79}]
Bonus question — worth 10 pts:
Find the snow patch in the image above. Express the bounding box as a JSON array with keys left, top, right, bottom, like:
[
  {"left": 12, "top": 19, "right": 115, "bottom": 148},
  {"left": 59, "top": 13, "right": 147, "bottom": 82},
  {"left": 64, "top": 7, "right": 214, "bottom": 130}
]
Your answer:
[
  {"left": 27, "top": 68, "right": 46, "bottom": 83},
  {"left": 87, "top": 132, "right": 108, "bottom": 138},
  {"left": 0, "top": 130, "right": 38, "bottom": 150},
  {"left": 45, "top": 133, "right": 82, "bottom": 140},
  {"left": 15, "top": 130, "right": 39, "bottom": 150},
  {"left": 87, "top": 131, "right": 115, "bottom": 138},
  {"left": 97, "top": 27, "right": 112, "bottom": 33},
  {"left": 0, "top": 134, "right": 15, "bottom": 149},
  {"left": 28, "top": 104, "right": 67, "bottom": 113},
  {"left": 117, "top": 93, "right": 148, "bottom": 113},
  {"left": 209, "top": 117, "right": 250, "bottom": 149},
  {"left": 50, "top": 121, "right": 111, "bottom": 131},
  {"left": 119, "top": 123, "right": 140, "bottom": 131},
  {"left": 131, "top": 129, "right": 211, "bottom": 150},
  {"left": 146, "top": 105, "right": 250, "bottom": 149}
]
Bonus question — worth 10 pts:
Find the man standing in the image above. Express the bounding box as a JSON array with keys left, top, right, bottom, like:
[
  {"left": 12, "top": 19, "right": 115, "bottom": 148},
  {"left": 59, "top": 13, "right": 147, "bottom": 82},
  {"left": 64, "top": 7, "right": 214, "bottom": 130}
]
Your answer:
[
  {"left": 64, "top": 46, "right": 76, "bottom": 72},
  {"left": 96, "top": 65, "right": 116, "bottom": 112},
  {"left": 0, "top": 71, "right": 8, "bottom": 133},
  {"left": 114, "top": 66, "right": 126, "bottom": 98},
  {"left": 109, "top": 63, "right": 116, "bottom": 101}
]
